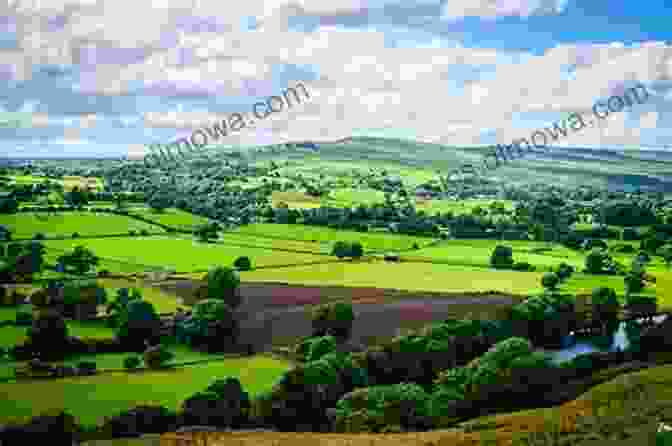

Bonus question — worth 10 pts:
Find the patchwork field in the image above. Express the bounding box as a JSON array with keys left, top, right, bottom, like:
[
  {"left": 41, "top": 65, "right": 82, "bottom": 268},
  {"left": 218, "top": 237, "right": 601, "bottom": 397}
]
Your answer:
[
  {"left": 126, "top": 208, "right": 211, "bottom": 230},
  {"left": 232, "top": 223, "right": 434, "bottom": 252},
  {"left": 240, "top": 261, "right": 544, "bottom": 295},
  {"left": 0, "top": 212, "right": 163, "bottom": 238},
  {"left": 42, "top": 236, "right": 330, "bottom": 274},
  {"left": 0, "top": 355, "right": 292, "bottom": 426}
]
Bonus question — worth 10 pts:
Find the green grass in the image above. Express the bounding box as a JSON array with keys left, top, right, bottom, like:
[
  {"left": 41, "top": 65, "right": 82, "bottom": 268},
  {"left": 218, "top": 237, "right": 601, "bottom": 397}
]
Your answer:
[
  {"left": 241, "top": 260, "right": 543, "bottom": 295},
  {"left": 127, "top": 208, "right": 211, "bottom": 230},
  {"left": 97, "top": 278, "right": 184, "bottom": 314},
  {"left": 0, "top": 318, "right": 116, "bottom": 349},
  {"left": 232, "top": 223, "right": 433, "bottom": 252},
  {"left": 0, "top": 212, "right": 163, "bottom": 238},
  {"left": 42, "top": 236, "right": 328, "bottom": 274},
  {"left": 0, "top": 355, "right": 292, "bottom": 426}
]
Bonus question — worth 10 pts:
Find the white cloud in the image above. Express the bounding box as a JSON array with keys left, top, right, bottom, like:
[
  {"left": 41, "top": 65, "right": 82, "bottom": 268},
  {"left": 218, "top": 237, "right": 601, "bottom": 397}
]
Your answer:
[{"left": 441, "top": 0, "right": 569, "bottom": 21}]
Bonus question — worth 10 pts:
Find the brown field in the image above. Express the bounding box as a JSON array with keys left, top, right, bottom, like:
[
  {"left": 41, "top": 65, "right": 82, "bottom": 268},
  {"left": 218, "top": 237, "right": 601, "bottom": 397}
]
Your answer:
[{"left": 157, "top": 280, "right": 525, "bottom": 350}]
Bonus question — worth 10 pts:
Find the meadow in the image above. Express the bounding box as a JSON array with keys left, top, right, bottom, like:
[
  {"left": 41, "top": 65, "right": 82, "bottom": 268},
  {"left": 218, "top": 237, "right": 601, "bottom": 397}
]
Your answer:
[
  {"left": 42, "top": 236, "right": 329, "bottom": 274},
  {"left": 0, "top": 355, "right": 292, "bottom": 426},
  {"left": 0, "top": 212, "right": 163, "bottom": 239},
  {"left": 126, "top": 208, "right": 211, "bottom": 231},
  {"left": 231, "top": 223, "right": 433, "bottom": 252}
]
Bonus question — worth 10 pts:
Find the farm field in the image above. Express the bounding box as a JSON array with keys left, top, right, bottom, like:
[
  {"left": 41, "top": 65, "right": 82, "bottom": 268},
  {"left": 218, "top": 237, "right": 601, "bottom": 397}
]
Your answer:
[
  {"left": 240, "top": 261, "right": 544, "bottom": 295},
  {"left": 0, "top": 355, "right": 292, "bottom": 426},
  {"left": 232, "top": 223, "right": 434, "bottom": 252},
  {"left": 415, "top": 198, "right": 515, "bottom": 215},
  {"left": 42, "top": 236, "right": 329, "bottom": 274},
  {"left": 0, "top": 317, "right": 116, "bottom": 349},
  {"left": 7, "top": 174, "right": 104, "bottom": 191},
  {"left": 126, "top": 208, "right": 211, "bottom": 230},
  {"left": 0, "top": 212, "right": 163, "bottom": 238}
]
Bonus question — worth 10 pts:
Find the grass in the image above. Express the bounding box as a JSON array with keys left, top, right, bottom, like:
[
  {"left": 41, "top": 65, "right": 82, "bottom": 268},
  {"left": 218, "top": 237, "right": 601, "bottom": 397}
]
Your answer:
[
  {"left": 232, "top": 223, "right": 433, "bottom": 252},
  {"left": 42, "top": 236, "right": 328, "bottom": 274},
  {"left": 97, "top": 278, "right": 184, "bottom": 314},
  {"left": 0, "top": 317, "right": 116, "bottom": 349},
  {"left": 0, "top": 355, "right": 292, "bottom": 426},
  {"left": 0, "top": 212, "right": 163, "bottom": 238},
  {"left": 8, "top": 175, "right": 104, "bottom": 191},
  {"left": 126, "top": 208, "right": 211, "bottom": 230},
  {"left": 241, "top": 260, "right": 544, "bottom": 295},
  {"left": 81, "top": 364, "right": 672, "bottom": 445}
]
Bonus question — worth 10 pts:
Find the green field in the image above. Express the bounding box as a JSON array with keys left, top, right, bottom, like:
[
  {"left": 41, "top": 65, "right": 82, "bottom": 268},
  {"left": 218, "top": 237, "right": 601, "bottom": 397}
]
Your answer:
[
  {"left": 42, "top": 236, "right": 328, "bottom": 274},
  {"left": 127, "top": 208, "right": 211, "bottom": 230},
  {"left": 232, "top": 223, "right": 433, "bottom": 252},
  {"left": 242, "top": 261, "right": 544, "bottom": 295},
  {"left": 0, "top": 212, "right": 163, "bottom": 238},
  {"left": 0, "top": 355, "right": 292, "bottom": 426}
]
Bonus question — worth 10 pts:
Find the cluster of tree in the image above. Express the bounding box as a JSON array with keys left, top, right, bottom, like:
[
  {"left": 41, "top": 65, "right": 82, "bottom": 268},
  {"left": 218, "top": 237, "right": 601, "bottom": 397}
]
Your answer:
[
  {"left": 56, "top": 246, "right": 100, "bottom": 276},
  {"left": 0, "top": 240, "right": 45, "bottom": 282},
  {"left": 330, "top": 241, "right": 364, "bottom": 259}
]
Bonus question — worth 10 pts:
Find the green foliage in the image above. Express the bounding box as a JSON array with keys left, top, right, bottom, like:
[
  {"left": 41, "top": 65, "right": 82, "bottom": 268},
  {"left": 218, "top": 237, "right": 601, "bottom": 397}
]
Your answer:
[
  {"left": 306, "top": 335, "right": 337, "bottom": 362},
  {"left": 541, "top": 272, "right": 559, "bottom": 290},
  {"left": 591, "top": 287, "right": 618, "bottom": 306},
  {"left": 192, "top": 299, "right": 230, "bottom": 321},
  {"left": 143, "top": 345, "right": 174, "bottom": 369},
  {"left": 233, "top": 256, "right": 252, "bottom": 271},
  {"left": 555, "top": 262, "right": 574, "bottom": 281},
  {"left": 57, "top": 245, "right": 99, "bottom": 275},
  {"left": 123, "top": 355, "right": 141, "bottom": 370},
  {"left": 15, "top": 310, "right": 33, "bottom": 326},
  {"left": 203, "top": 266, "right": 241, "bottom": 307},
  {"left": 478, "top": 337, "right": 533, "bottom": 369},
  {"left": 334, "top": 383, "right": 431, "bottom": 431},
  {"left": 303, "top": 358, "right": 339, "bottom": 386},
  {"left": 585, "top": 249, "right": 611, "bottom": 274},
  {"left": 490, "top": 245, "right": 514, "bottom": 269},
  {"left": 331, "top": 241, "right": 365, "bottom": 259}
]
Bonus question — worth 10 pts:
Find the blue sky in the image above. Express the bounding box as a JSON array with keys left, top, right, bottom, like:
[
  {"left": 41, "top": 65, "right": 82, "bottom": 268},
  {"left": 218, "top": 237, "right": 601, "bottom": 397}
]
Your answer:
[{"left": 0, "top": 0, "right": 670, "bottom": 158}]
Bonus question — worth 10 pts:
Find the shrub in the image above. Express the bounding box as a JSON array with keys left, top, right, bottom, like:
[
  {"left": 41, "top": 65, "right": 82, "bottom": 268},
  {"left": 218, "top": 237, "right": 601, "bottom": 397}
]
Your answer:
[
  {"left": 490, "top": 245, "right": 514, "bottom": 269},
  {"left": 585, "top": 249, "right": 610, "bottom": 274},
  {"left": 306, "top": 335, "right": 337, "bottom": 362},
  {"left": 33, "top": 233, "right": 45, "bottom": 240},
  {"left": 123, "top": 355, "right": 141, "bottom": 370},
  {"left": 233, "top": 256, "right": 252, "bottom": 271},
  {"left": 512, "top": 261, "right": 535, "bottom": 271},
  {"left": 333, "top": 383, "right": 431, "bottom": 433},
  {"left": 139, "top": 229, "right": 149, "bottom": 236},
  {"left": 555, "top": 262, "right": 574, "bottom": 281},
  {"left": 100, "top": 405, "right": 178, "bottom": 438},
  {"left": 72, "top": 232, "right": 79, "bottom": 238},
  {"left": 76, "top": 361, "right": 97, "bottom": 375},
  {"left": 143, "top": 344, "right": 174, "bottom": 369},
  {"left": 15, "top": 310, "right": 32, "bottom": 326},
  {"left": 541, "top": 272, "right": 559, "bottom": 290},
  {"left": 128, "top": 230, "right": 137, "bottom": 236}
]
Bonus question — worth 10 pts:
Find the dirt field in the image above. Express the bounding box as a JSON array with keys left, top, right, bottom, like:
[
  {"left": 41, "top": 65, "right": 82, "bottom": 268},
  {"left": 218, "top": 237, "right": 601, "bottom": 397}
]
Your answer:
[{"left": 157, "top": 280, "right": 524, "bottom": 350}]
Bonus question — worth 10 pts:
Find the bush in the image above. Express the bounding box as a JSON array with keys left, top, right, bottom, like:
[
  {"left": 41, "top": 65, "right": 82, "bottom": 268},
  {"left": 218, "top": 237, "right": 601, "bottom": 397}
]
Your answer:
[
  {"left": 490, "top": 245, "right": 513, "bottom": 269},
  {"left": 123, "top": 355, "right": 141, "bottom": 370},
  {"left": 143, "top": 344, "right": 174, "bottom": 369},
  {"left": 100, "top": 405, "right": 178, "bottom": 438},
  {"left": 541, "top": 272, "right": 559, "bottom": 290},
  {"left": 33, "top": 233, "right": 45, "bottom": 240},
  {"left": 585, "top": 249, "right": 611, "bottom": 274},
  {"left": 613, "top": 244, "right": 636, "bottom": 253},
  {"left": 15, "top": 310, "right": 32, "bottom": 326},
  {"left": 128, "top": 230, "right": 137, "bottom": 236},
  {"left": 307, "top": 336, "right": 337, "bottom": 362},
  {"left": 72, "top": 232, "right": 80, "bottom": 238},
  {"left": 333, "top": 383, "right": 431, "bottom": 433},
  {"left": 512, "top": 261, "right": 535, "bottom": 271},
  {"left": 76, "top": 361, "right": 97, "bottom": 375},
  {"left": 233, "top": 256, "right": 252, "bottom": 271},
  {"left": 139, "top": 229, "right": 149, "bottom": 236}
]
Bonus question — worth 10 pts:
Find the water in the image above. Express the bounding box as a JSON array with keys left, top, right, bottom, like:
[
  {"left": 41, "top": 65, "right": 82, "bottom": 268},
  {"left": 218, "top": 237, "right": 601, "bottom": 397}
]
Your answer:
[{"left": 541, "top": 314, "right": 668, "bottom": 365}]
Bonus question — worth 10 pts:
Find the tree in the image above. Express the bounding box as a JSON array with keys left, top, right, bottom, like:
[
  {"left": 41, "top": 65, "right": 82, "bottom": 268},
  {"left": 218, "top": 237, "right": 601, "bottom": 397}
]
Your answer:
[
  {"left": 331, "top": 241, "right": 350, "bottom": 259},
  {"left": 199, "top": 266, "right": 241, "bottom": 308},
  {"left": 350, "top": 242, "right": 364, "bottom": 259},
  {"left": 116, "top": 299, "right": 161, "bottom": 352},
  {"left": 195, "top": 223, "right": 218, "bottom": 243},
  {"left": 143, "top": 344, "right": 174, "bottom": 369},
  {"left": 233, "top": 256, "right": 252, "bottom": 271},
  {"left": 659, "top": 245, "right": 672, "bottom": 269},
  {"left": 585, "top": 249, "right": 609, "bottom": 274},
  {"left": 26, "top": 310, "right": 70, "bottom": 360},
  {"left": 591, "top": 287, "right": 619, "bottom": 329},
  {"left": 490, "top": 245, "right": 514, "bottom": 269},
  {"left": 57, "top": 246, "right": 99, "bottom": 275},
  {"left": 541, "top": 272, "right": 559, "bottom": 291},
  {"left": 147, "top": 195, "right": 170, "bottom": 213}
]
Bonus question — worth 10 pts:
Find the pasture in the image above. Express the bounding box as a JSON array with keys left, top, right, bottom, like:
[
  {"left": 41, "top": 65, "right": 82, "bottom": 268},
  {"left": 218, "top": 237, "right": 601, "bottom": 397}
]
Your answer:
[
  {"left": 241, "top": 261, "right": 544, "bottom": 295},
  {"left": 0, "top": 355, "right": 292, "bottom": 426},
  {"left": 0, "top": 212, "right": 163, "bottom": 239},
  {"left": 231, "top": 223, "right": 433, "bottom": 252},
  {"left": 42, "top": 236, "right": 329, "bottom": 274},
  {"left": 126, "top": 208, "right": 211, "bottom": 230}
]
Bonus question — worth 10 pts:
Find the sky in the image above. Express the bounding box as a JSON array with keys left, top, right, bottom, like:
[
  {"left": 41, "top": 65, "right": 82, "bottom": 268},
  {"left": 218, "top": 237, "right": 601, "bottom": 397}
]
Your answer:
[{"left": 0, "top": 0, "right": 671, "bottom": 159}]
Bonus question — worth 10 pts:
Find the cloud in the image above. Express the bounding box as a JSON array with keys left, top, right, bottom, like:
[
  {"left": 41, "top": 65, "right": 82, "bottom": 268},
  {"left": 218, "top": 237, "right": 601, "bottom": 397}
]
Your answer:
[{"left": 441, "top": 0, "right": 569, "bottom": 21}]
